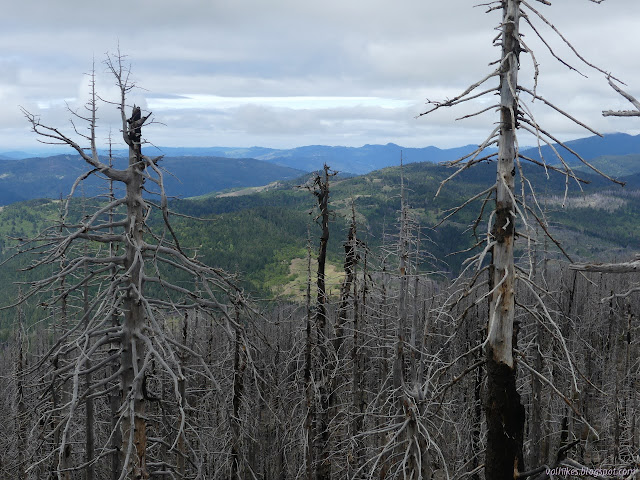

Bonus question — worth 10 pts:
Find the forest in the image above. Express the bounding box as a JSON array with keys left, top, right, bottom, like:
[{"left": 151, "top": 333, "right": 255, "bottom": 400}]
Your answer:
[{"left": 1, "top": 1, "right": 640, "bottom": 480}]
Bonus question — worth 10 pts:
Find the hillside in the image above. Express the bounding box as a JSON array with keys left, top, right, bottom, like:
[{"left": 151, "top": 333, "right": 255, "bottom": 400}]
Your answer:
[
  {"left": 3, "top": 157, "right": 638, "bottom": 335},
  {"left": 2, "top": 132, "right": 640, "bottom": 192},
  {"left": 0, "top": 155, "right": 305, "bottom": 206},
  {"left": 521, "top": 132, "right": 640, "bottom": 166},
  {"left": 144, "top": 159, "right": 640, "bottom": 290},
  {"left": 149, "top": 133, "right": 640, "bottom": 174}
]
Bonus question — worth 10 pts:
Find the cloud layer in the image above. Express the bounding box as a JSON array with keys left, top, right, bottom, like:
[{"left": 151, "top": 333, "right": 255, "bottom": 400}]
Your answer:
[{"left": 2, "top": 1, "right": 639, "bottom": 151}]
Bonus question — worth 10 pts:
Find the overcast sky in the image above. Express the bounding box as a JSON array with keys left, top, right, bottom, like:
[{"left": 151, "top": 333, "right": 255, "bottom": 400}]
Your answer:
[{"left": 2, "top": 0, "right": 639, "bottom": 152}]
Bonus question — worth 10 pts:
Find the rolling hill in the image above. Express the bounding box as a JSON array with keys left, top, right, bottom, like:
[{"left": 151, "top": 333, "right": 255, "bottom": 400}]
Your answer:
[
  {"left": 0, "top": 155, "right": 306, "bottom": 206},
  {"left": 2, "top": 155, "right": 640, "bottom": 338}
]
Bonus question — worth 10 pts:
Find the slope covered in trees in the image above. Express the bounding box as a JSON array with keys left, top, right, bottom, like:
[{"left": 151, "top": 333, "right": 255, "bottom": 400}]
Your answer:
[
  {"left": 2, "top": 158, "right": 639, "bottom": 338},
  {"left": 0, "top": 154, "right": 306, "bottom": 206}
]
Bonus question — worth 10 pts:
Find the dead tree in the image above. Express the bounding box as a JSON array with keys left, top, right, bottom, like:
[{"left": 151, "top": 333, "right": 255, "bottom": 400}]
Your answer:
[
  {"left": 11, "top": 52, "right": 248, "bottom": 480},
  {"left": 483, "top": 3, "right": 526, "bottom": 477},
  {"left": 304, "top": 225, "right": 315, "bottom": 480},
  {"left": 420, "top": 1, "right": 618, "bottom": 478},
  {"left": 303, "top": 164, "right": 336, "bottom": 480}
]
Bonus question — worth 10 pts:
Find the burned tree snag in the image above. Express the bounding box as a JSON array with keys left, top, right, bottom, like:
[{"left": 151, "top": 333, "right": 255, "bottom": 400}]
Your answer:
[
  {"left": 119, "top": 104, "right": 151, "bottom": 480},
  {"left": 230, "top": 306, "right": 247, "bottom": 480},
  {"left": 127, "top": 105, "right": 144, "bottom": 145},
  {"left": 484, "top": 2, "right": 526, "bottom": 479},
  {"left": 304, "top": 226, "right": 315, "bottom": 480},
  {"left": 18, "top": 51, "right": 250, "bottom": 480},
  {"left": 314, "top": 164, "right": 332, "bottom": 480},
  {"left": 303, "top": 164, "right": 336, "bottom": 480}
]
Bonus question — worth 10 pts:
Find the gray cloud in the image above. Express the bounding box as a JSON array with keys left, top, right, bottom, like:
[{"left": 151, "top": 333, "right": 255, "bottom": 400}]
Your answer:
[{"left": 1, "top": 0, "right": 639, "bottom": 150}]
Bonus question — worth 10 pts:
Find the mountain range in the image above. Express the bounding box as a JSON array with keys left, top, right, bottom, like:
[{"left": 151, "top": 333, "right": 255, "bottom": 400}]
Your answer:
[
  {"left": 1, "top": 132, "right": 639, "bottom": 206},
  {"left": 0, "top": 155, "right": 305, "bottom": 206},
  {"left": 2, "top": 131, "right": 640, "bottom": 335}
]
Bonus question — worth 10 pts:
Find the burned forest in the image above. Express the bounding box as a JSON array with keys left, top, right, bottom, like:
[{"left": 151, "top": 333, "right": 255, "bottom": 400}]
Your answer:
[{"left": 1, "top": 1, "right": 640, "bottom": 480}]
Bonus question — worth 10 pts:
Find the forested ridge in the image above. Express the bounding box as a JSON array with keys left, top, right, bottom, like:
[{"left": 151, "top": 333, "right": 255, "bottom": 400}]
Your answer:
[{"left": 1, "top": 159, "right": 639, "bottom": 336}]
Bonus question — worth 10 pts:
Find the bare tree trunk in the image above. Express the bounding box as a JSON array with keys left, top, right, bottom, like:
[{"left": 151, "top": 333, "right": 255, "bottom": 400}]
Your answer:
[
  {"left": 177, "top": 312, "right": 188, "bottom": 478},
  {"left": 14, "top": 292, "right": 27, "bottom": 480},
  {"left": 120, "top": 136, "right": 149, "bottom": 480},
  {"left": 230, "top": 305, "right": 246, "bottom": 480},
  {"left": 314, "top": 165, "right": 332, "bottom": 480},
  {"left": 351, "top": 229, "right": 365, "bottom": 477},
  {"left": 84, "top": 256, "right": 95, "bottom": 480},
  {"left": 54, "top": 263, "right": 72, "bottom": 480},
  {"left": 304, "top": 226, "right": 315, "bottom": 480},
  {"left": 329, "top": 208, "right": 357, "bottom": 469},
  {"left": 394, "top": 163, "right": 409, "bottom": 399},
  {"left": 529, "top": 237, "right": 544, "bottom": 468},
  {"left": 484, "top": 1, "right": 525, "bottom": 478},
  {"left": 108, "top": 149, "right": 122, "bottom": 480}
]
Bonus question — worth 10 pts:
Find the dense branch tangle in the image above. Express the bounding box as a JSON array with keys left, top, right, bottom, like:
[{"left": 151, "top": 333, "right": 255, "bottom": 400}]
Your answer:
[
  {"left": 420, "top": 1, "right": 618, "bottom": 479},
  {"left": 16, "top": 52, "right": 249, "bottom": 480}
]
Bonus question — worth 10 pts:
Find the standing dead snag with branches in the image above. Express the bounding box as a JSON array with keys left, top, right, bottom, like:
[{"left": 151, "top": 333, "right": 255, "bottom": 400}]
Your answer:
[
  {"left": 13, "top": 52, "right": 248, "bottom": 480},
  {"left": 420, "top": 1, "right": 620, "bottom": 477},
  {"left": 302, "top": 164, "right": 336, "bottom": 480},
  {"left": 485, "top": 2, "right": 526, "bottom": 477}
]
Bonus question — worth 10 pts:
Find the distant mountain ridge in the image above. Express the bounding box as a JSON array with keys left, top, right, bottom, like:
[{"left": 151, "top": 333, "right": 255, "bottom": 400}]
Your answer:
[
  {"left": 520, "top": 132, "right": 640, "bottom": 165},
  {"left": 1, "top": 132, "right": 639, "bottom": 206},
  {"left": 143, "top": 143, "right": 497, "bottom": 174},
  {"left": 2, "top": 132, "right": 639, "bottom": 174},
  {"left": 0, "top": 155, "right": 305, "bottom": 206},
  {"left": 117, "top": 132, "right": 640, "bottom": 173}
]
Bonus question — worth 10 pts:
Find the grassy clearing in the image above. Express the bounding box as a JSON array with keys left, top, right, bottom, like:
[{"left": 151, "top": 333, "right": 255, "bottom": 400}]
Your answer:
[{"left": 272, "top": 257, "right": 344, "bottom": 301}]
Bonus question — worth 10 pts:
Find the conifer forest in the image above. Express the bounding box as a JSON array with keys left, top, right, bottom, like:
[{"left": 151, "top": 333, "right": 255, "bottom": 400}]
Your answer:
[{"left": 1, "top": 1, "right": 640, "bottom": 479}]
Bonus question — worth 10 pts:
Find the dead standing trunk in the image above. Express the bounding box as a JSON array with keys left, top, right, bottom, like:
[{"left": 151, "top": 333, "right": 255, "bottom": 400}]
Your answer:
[
  {"left": 484, "top": 1, "right": 525, "bottom": 478},
  {"left": 304, "top": 226, "right": 315, "bottom": 480},
  {"left": 314, "top": 165, "right": 332, "bottom": 480},
  {"left": 83, "top": 252, "right": 95, "bottom": 480},
  {"left": 301, "top": 165, "right": 335, "bottom": 480},
  {"left": 120, "top": 111, "right": 150, "bottom": 480},
  {"left": 108, "top": 150, "right": 123, "bottom": 480},
  {"left": 14, "top": 296, "right": 27, "bottom": 480},
  {"left": 230, "top": 304, "right": 246, "bottom": 480}
]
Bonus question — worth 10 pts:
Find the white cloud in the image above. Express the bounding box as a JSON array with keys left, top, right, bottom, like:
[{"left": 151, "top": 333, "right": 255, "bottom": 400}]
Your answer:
[{"left": 147, "top": 94, "right": 413, "bottom": 111}]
